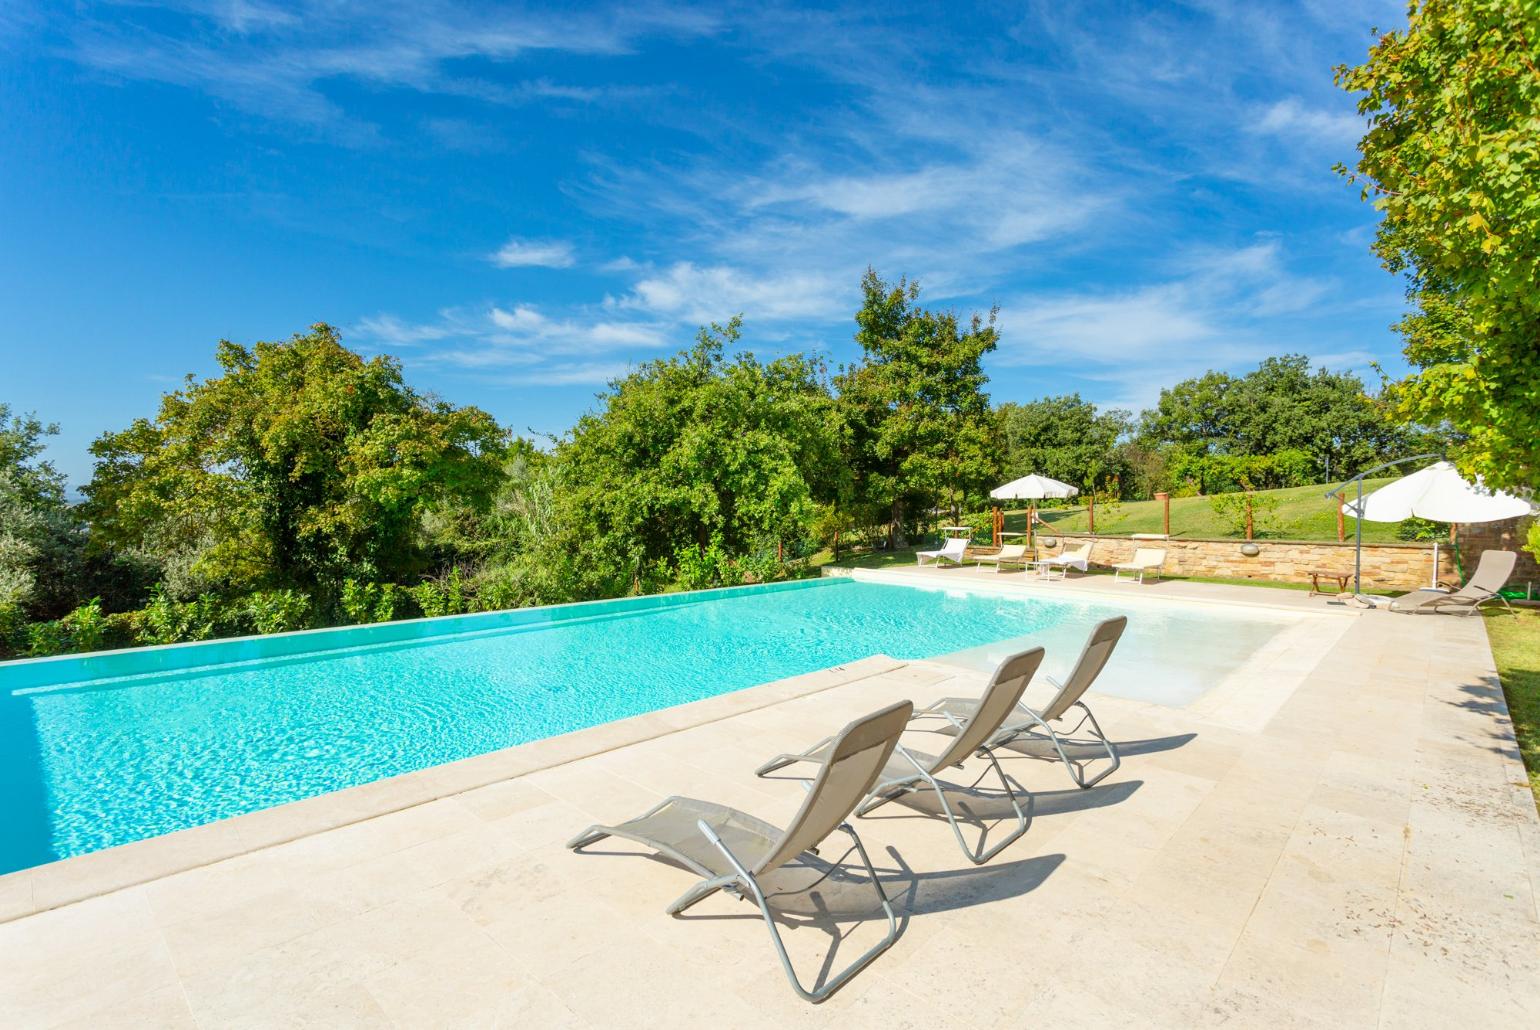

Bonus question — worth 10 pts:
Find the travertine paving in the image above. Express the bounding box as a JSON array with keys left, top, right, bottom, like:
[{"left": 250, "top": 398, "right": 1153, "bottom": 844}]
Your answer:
[{"left": 1, "top": 574, "right": 1536, "bottom": 1028}]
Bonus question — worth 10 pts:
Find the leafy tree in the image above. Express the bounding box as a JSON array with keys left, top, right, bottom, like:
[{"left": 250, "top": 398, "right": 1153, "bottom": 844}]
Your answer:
[
  {"left": 837, "top": 270, "right": 1000, "bottom": 545},
  {"left": 1337, "top": 0, "right": 1540, "bottom": 491},
  {"left": 997, "top": 395, "right": 1131, "bottom": 494},
  {"left": 1140, "top": 355, "right": 1416, "bottom": 485},
  {"left": 543, "top": 318, "right": 844, "bottom": 596},
  {"left": 0, "top": 405, "right": 90, "bottom": 617},
  {"left": 81, "top": 324, "right": 506, "bottom": 597}
]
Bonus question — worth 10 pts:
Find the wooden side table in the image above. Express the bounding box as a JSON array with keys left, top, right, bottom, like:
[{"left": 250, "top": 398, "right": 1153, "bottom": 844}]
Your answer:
[{"left": 1308, "top": 569, "right": 1352, "bottom": 596}]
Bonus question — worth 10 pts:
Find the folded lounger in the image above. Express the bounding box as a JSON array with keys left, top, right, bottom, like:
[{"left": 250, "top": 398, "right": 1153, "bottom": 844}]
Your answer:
[
  {"left": 1391, "top": 549, "right": 1516, "bottom": 615},
  {"left": 567, "top": 701, "right": 913, "bottom": 1004},
  {"left": 976, "top": 542, "right": 1030, "bottom": 573},
  {"left": 916, "top": 535, "right": 969, "bottom": 567},
  {"left": 757, "top": 647, "right": 1046, "bottom": 865},
  {"left": 1112, "top": 547, "right": 1165, "bottom": 584},
  {"left": 1037, "top": 541, "right": 1093, "bottom": 580},
  {"left": 914, "top": 616, "right": 1127, "bottom": 788}
]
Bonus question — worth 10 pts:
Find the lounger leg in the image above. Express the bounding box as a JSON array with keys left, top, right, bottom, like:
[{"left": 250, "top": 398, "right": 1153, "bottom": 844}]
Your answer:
[
  {"left": 997, "top": 705, "right": 1120, "bottom": 789},
  {"left": 666, "top": 875, "right": 734, "bottom": 915},
  {"left": 566, "top": 826, "right": 612, "bottom": 850},
  {"left": 912, "top": 756, "right": 1031, "bottom": 866},
  {"left": 697, "top": 821, "right": 899, "bottom": 1004}
]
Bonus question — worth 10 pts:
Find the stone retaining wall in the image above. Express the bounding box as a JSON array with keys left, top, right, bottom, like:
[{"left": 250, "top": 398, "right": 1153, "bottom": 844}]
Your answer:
[{"left": 1031, "top": 532, "right": 1451, "bottom": 591}]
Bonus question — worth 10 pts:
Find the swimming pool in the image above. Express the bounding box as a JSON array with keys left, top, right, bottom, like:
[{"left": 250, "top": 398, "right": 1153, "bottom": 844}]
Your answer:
[{"left": 0, "top": 577, "right": 1299, "bottom": 874}]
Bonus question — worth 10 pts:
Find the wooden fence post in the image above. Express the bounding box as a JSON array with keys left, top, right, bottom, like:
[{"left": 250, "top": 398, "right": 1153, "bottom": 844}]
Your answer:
[
  {"left": 1245, "top": 492, "right": 1254, "bottom": 541},
  {"left": 1088, "top": 495, "right": 1096, "bottom": 534}
]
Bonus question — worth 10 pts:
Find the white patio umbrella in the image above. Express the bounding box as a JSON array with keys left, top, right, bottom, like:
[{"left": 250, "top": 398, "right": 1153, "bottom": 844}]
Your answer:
[
  {"left": 989, "top": 474, "right": 1080, "bottom": 545},
  {"left": 990, "top": 474, "right": 1080, "bottom": 501},
  {"left": 1332, "top": 458, "right": 1531, "bottom": 602},
  {"left": 1341, "top": 460, "right": 1530, "bottom": 523}
]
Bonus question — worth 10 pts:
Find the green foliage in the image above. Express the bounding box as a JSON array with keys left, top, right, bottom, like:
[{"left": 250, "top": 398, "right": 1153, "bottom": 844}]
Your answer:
[
  {"left": 1140, "top": 356, "right": 1418, "bottom": 486},
  {"left": 1396, "top": 515, "right": 1449, "bottom": 541},
  {"left": 339, "top": 579, "right": 404, "bottom": 625},
  {"left": 837, "top": 270, "right": 1000, "bottom": 544},
  {"left": 242, "top": 589, "right": 314, "bottom": 634},
  {"left": 81, "top": 324, "right": 506, "bottom": 596},
  {"left": 547, "top": 317, "right": 842, "bottom": 598},
  {"left": 1337, "top": 0, "right": 1540, "bottom": 491},
  {"left": 673, "top": 543, "right": 744, "bottom": 591},
  {"left": 0, "top": 404, "right": 90, "bottom": 617},
  {"left": 1207, "top": 488, "right": 1282, "bottom": 538},
  {"left": 997, "top": 395, "right": 1131, "bottom": 494},
  {"left": 407, "top": 568, "right": 470, "bottom": 619},
  {"left": 1525, "top": 520, "right": 1540, "bottom": 564}
]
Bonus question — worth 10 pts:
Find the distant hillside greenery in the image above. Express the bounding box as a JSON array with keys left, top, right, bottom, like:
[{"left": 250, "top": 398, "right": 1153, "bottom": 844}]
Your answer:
[{"left": 2, "top": 270, "right": 1450, "bottom": 660}]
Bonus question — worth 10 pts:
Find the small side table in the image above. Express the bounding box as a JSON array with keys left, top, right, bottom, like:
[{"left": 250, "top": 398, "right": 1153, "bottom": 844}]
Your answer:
[{"left": 1308, "top": 569, "right": 1352, "bottom": 596}]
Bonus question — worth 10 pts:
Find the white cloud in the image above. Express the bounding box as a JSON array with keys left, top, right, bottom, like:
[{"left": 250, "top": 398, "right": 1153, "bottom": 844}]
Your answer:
[
  {"left": 1250, "top": 97, "right": 1363, "bottom": 147},
  {"left": 617, "top": 262, "right": 849, "bottom": 325},
  {"left": 488, "top": 238, "right": 576, "bottom": 269}
]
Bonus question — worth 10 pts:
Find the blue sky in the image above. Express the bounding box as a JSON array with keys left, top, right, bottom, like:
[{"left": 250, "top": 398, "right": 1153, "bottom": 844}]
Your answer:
[{"left": 0, "top": 0, "right": 1409, "bottom": 488}]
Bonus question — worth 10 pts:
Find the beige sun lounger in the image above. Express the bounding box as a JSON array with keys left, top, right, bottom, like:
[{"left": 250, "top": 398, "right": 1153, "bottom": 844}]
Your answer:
[
  {"left": 1037, "top": 540, "right": 1093, "bottom": 580},
  {"left": 976, "top": 543, "right": 1030, "bottom": 573},
  {"left": 568, "top": 701, "right": 913, "bottom": 1003},
  {"left": 914, "top": 616, "right": 1127, "bottom": 788},
  {"left": 917, "top": 535, "right": 969, "bottom": 567},
  {"left": 757, "top": 648, "right": 1045, "bottom": 865},
  {"left": 1391, "top": 549, "right": 1516, "bottom": 615},
  {"left": 1113, "top": 547, "right": 1165, "bottom": 584}
]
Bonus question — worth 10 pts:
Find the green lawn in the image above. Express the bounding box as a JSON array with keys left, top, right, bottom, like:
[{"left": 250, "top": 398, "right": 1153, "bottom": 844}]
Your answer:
[
  {"left": 1015, "top": 478, "right": 1407, "bottom": 542},
  {"left": 1485, "top": 607, "right": 1540, "bottom": 811}
]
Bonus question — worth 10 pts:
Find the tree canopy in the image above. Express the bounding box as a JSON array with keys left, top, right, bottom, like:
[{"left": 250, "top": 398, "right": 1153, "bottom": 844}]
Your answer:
[
  {"left": 997, "top": 395, "right": 1131, "bottom": 493},
  {"left": 545, "top": 318, "right": 844, "bottom": 596},
  {"left": 1138, "top": 355, "right": 1419, "bottom": 488},
  {"left": 82, "top": 324, "right": 506, "bottom": 596},
  {"left": 1337, "top": 0, "right": 1540, "bottom": 490},
  {"left": 836, "top": 270, "right": 1000, "bottom": 543}
]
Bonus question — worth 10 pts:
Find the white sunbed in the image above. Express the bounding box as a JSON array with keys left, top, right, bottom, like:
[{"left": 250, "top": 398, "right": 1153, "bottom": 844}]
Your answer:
[
  {"left": 1113, "top": 547, "right": 1166, "bottom": 584},
  {"left": 916, "top": 535, "right": 969, "bottom": 567},
  {"left": 976, "top": 543, "right": 1031, "bottom": 573},
  {"left": 1036, "top": 541, "right": 1093, "bottom": 580}
]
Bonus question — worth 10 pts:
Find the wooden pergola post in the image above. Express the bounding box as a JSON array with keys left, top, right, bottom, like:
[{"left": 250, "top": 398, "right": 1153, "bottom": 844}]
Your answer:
[
  {"left": 1028, "top": 502, "right": 1036, "bottom": 548},
  {"left": 1156, "top": 492, "right": 1170, "bottom": 536},
  {"left": 1088, "top": 495, "right": 1096, "bottom": 534},
  {"left": 1336, "top": 500, "right": 1345, "bottom": 543},
  {"left": 992, "top": 505, "right": 1002, "bottom": 547}
]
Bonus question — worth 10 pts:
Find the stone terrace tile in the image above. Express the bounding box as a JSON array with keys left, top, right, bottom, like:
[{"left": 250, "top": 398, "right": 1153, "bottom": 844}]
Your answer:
[{"left": 0, "top": 580, "right": 1537, "bottom": 1027}]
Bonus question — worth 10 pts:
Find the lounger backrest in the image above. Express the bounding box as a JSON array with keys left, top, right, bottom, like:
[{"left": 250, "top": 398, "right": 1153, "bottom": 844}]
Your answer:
[
  {"left": 755, "top": 700, "right": 913, "bottom": 874},
  {"left": 1460, "top": 550, "right": 1516, "bottom": 597},
  {"left": 926, "top": 646, "right": 1045, "bottom": 771},
  {"left": 998, "top": 544, "right": 1028, "bottom": 559},
  {"left": 943, "top": 536, "right": 970, "bottom": 554},
  {"left": 1133, "top": 547, "right": 1165, "bottom": 568},
  {"left": 1041, "top": 616, "right": 1128, "bottom": 721},
  {"left": 1067, "top": 541, "right": 1092, "bottom": 559}
]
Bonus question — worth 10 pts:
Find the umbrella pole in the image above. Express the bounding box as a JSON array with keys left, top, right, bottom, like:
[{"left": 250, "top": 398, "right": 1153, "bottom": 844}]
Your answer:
[{"left": 1354, "top": 478, "right": 1363, "bottom": 598}]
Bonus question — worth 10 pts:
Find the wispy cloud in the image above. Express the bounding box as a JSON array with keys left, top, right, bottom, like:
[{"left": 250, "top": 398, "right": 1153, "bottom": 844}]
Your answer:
[
  {"left": 1250, "top": 97, "right": 1363, "bottom": 147},
  {"left": 489, "top": 238, "right": 576, "bottom": 269}
]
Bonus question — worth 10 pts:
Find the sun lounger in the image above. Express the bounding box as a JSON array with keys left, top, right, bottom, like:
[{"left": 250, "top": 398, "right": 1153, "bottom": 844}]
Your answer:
[
  {"left": 916, "top": 535, "right": 969, "bottom": 567},
  {"left": 913, "top": 616, "right": 1126, "bottom": 788},
  {"left": 568, "top": 701, "right": 913, "bottom": 1003},
  {"left": 1113, "top": 547, "right": 1165, "bottom": 584},
  {"left": 1391, "top": 549, "right": 1516, "bottom": 615},
  {"left": 976, "top": 543, "right": 1030, "bottom": 573},
  {"left": 1037, "top": 541, "right": 1093, "bottom": 580},
  {"left": 757, "top": 648, "right": 1045, "bottom": 865}
]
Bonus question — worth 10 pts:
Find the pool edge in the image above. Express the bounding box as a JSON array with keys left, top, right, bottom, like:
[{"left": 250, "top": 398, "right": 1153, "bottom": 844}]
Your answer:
[{"left": 0, "top": 652, "right": 905, "bottom": 924}]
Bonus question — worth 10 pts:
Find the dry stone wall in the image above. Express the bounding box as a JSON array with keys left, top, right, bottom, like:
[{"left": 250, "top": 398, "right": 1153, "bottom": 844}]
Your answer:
[{"left": 1034, "top": 532, "right": 1452, "bottom": 591}]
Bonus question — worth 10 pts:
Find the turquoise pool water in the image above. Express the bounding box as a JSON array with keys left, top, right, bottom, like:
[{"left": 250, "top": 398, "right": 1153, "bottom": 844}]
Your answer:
[{"left": 0, "top": 578, "right": 1295, "bottom": 874}]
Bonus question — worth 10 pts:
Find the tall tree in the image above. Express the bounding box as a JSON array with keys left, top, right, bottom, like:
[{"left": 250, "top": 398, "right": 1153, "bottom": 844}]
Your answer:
[
  {"left": 1337, "top": 0, "right": 1540, "bottom": 490},
  {"left": 0, "top": 406, "right": 77, "bottom": 614},
  {"left": 837, "top": 270, "right": 1000, "bottom": 544},
  {"left": 997, "top": 395, "right": 1131, "bottom": 493},
  {"left": 82, "top": 324, "right": 505, "bottom": 595},
  {"left": 546, "top": 318, "right": 844, "bottom": 595},
  {"left": 1139, "top": 355, "right": 1415, "bottom": 482}
]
